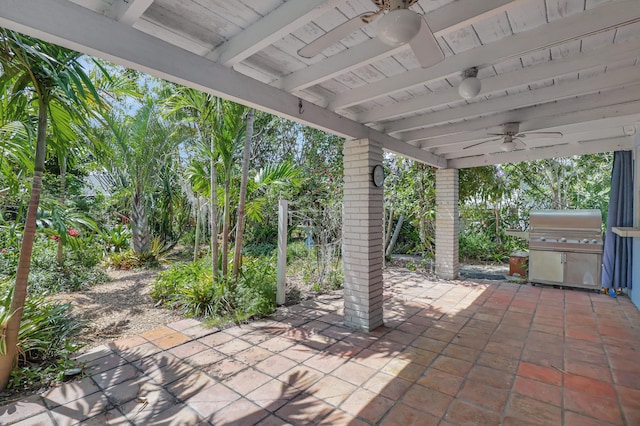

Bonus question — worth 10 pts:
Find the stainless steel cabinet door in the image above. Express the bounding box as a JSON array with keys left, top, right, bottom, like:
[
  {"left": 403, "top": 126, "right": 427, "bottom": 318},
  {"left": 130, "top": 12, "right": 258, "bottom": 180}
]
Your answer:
[
  {"left": 564, "top": 253, "right": 602, "bottom": 288},
  {"left": 530, "top": 250, "right": 563, "bottom": 284}
]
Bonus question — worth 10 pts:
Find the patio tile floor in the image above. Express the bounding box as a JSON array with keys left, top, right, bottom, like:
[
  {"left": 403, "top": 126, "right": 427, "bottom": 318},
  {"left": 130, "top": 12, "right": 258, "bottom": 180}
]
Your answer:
[{"left": 3, "top": 269, "right": 640, "bottom": 425}]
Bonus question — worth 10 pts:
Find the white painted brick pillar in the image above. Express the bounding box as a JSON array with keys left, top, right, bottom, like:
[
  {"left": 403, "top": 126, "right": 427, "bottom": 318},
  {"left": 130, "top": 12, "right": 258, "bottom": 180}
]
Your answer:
[
  {"left": 436, "top": 168, "right": 459, "bottom": 280},
  {"left": 342, "top": 138, "right": 384, "bottom": 331}
]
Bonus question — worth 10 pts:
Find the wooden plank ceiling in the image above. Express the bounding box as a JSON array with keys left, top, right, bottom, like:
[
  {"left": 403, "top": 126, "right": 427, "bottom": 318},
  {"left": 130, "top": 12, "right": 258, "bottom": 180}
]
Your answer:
[{"left": 2, "top": 0, "right": 640, "bottom": 168}]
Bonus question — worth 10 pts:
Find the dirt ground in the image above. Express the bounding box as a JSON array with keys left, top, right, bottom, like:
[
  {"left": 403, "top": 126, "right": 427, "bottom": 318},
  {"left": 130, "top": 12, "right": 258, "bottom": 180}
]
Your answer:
[{"left": 49, "top": 268, "right": 185, "bottom": 350}]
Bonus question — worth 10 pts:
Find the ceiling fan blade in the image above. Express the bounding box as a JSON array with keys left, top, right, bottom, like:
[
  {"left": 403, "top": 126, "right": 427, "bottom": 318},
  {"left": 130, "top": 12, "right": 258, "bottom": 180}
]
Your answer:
[
  {"left": 487, "top": 133, "right": 507, "bottom": 137},
  {"left": 463, "top": 137, "right": 501, "bottom": 150},
  {"left": 520, "top": 131, "right": 563, "bottom": 138},
  {"left": 409, "top": 17, "right": 444, "bottom": 68},
  {"left": 298, "top": 14, "right": 371, "bottom": 58}
]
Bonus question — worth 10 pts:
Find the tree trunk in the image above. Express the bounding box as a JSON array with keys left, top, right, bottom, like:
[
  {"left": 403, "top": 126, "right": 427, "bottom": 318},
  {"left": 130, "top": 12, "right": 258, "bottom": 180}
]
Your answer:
[
  {"left": 131, "top": 189, "right": 150, "bottom": 253},
  {"left": 210, "top": 135, "right": 218, "bottom": 282},
  {"left": 221, "top": 178, "right": 230, "bottom": 276},
  {"left": 56, "top": 155, "right": 67, "bottom": 266},
  {"left": 194, "top": 197, "right": 200, "bottom": 262},
  {"left": 384, "top": 207, "right": 394, "bottom": 248},
  {"left": 0, "top": 99, "right": 48, "bottom": 391},
  {"left": 232, "top": 109, "right": 254, "bottom": 279},
  {"left": 385, "top": 214, "right": 405, "bottom": 257}
]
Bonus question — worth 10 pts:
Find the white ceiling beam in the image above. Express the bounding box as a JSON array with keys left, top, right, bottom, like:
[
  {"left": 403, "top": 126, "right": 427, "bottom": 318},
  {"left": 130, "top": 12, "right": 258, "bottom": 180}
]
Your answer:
[
  {"left": 207, "top": 0, "right": 342, "bottom": 67},
  {"left": 387, "top": 66, "right": 640, "bottom": 134},
  {"left": 409, "top": 87, "right": 640, "bottom": 144},
  {"left": 359, "top": 40, "right": 639, "bottom": 124},
  {"left": 329, "top": 0, "right": 640, "bottom": 110},
  {"left": 0, "top": 0, "right": 445, "bottom": 168},
  {"left": 107, "top": 0, "right": 153, "bottom": 25},
  {"left": 449, "top": 136, "right": 634, "bottom": 168},
  {"left": 279, "top": 0, "right": 524, "bottom": 93}
]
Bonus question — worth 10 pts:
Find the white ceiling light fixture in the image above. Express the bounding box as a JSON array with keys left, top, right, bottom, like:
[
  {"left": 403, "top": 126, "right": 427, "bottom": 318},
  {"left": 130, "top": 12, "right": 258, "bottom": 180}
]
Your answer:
[
  {"left": 501, "top": 136, "right": 516, "bottom": 152},
  {"left": 377, "top": 7, "right": 422, "bottom": 47},
  {"left": 297, "top": 0, "right": 444, "bottom": 69},
  {"left": 458, "top": 67, "right": 481, "bottom": 99}
]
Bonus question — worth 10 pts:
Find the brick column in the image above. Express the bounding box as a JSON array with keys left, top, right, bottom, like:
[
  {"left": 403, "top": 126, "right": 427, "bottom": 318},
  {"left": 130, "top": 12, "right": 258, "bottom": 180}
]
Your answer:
[
  {"left": 436, "top": 168, "right": 459, "bottom": 280},
  {"left": 342, "top": 138, "right": 384, "bottom": 331}
]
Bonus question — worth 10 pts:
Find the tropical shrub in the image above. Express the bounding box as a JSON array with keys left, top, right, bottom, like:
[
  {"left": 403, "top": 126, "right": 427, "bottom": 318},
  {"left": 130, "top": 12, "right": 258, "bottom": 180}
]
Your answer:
[
  {"left": 0, "top": 283, "right": 84, "bottom": 391},
  {"left": 150, "top": 255, "right": 276, "bottom": 321},
  {"left": 0, "top": 237, "right": 108, "bottom": 294}
]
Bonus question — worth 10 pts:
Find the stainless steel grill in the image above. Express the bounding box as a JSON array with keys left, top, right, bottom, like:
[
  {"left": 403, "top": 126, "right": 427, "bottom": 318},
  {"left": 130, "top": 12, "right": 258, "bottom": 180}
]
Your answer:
[{"left": 528, "top": 209, "right": 603, "bottom": 289}]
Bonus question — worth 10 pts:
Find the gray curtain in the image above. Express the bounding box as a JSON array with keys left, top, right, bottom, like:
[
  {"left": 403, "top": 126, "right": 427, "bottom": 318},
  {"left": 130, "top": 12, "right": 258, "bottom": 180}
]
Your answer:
[{"left": 602, "top": 151, "right": 634, "bottom": 289}]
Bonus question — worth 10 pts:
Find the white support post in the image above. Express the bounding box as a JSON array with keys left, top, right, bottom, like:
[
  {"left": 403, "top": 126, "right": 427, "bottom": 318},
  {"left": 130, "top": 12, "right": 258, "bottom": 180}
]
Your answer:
[
  {"left": 436, "top": 169, "right": 460, "bottom": 280},
  {"left": 343, "top": 138, "right": 384, "bottom": 331},
  {"left": 276, "top": 199, "right": 287, "bottom": 306}
]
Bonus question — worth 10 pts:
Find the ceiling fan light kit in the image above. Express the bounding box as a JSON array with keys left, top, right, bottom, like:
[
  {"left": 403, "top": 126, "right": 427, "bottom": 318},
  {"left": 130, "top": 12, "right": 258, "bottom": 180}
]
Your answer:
[
  {"left": 501, "top": 141, "right": 516, "bottom": 152},
  {"left": 376, "top": 8, "right": 422, "bottom": 46},
  {"left": 458, "top": 67, "right": 481, "bottom": 99}
]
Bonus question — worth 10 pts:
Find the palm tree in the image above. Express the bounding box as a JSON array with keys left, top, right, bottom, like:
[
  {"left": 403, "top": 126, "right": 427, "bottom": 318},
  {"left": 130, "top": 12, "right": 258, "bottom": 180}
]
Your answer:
[
  {"left": 100, "top": 98, "right": 180, "bottom": 253},
  {"left": 0, "top": 30, "right": 102, "bottom": 391},
  {"left": 164, "top": 88, "right": 221, "bottom": 278}
]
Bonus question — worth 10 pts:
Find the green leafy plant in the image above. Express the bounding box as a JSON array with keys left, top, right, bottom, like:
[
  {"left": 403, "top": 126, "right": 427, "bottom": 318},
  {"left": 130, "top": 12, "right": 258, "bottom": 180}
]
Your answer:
[
  {"left": 0, "top": 283, "right": 84, "bottom": 391},
  {"left": 150, "top": 256, "right": 276, "bottom": 322},
  {"left": 98, "top": 224, "right": 131, "bottom": 253}
]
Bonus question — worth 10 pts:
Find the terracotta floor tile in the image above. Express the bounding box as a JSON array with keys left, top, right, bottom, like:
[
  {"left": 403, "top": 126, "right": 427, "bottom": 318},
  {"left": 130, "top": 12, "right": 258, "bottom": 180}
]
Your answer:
[
  {"left": 517, "top": 361, "right": 563, "bottom": 387},
  {"left": 565, "top": 359, "right": 612, "bottom": 383},
  {"left": 235, "top": 346, "right": 273, "bottom": 365},
  {"left": 400, "top": 346, "right": 438, "bottom": 366},
  {"left": 279, "top": 344, "right": 316, "bottom": 363},
  {"left": 622, "top": 406, "right": 640, "bottom": 425},
  {"left": 513, "top": 376, "right": 562, "bottom": 406},
  {"left": 118, "top": 341, "right": 162, "bottom": 362},
  {"left": 258, "top": 336, "right": 295, "bottom": 353},
  {"left": 332, "top": 361, "right": 376, "bottom": 386},
  {"left": 505, "top": 394, "right": 562, "bottom": 425},
  {"left": 402, "top": 384, "right": 453, "bottom": 418},
  {"left": 381, "top": 357, "right": 426, "bottom": 382},
  {"left": 203, "top": 357, "right": 247, "bottom": 381},
  {"left": 463, "top": 375, "right": 510, "bottom": 412},
  {"left": 153, "top": 331, "right": 191, "bottom": 350},
  {"left": 417, "top": 367, "right": 464, "bottom": 396},
  {"left": 197, "top": 331, "right": 234, "bottom": 347},
  {"left": 564, "top": 410, "right": 617, "bottom": 426},
  {"left": 520, "top": 347, "right": 564, "bottom": 369},
  {"left": 185, "top": 383, "right": 240, "bottom": 418},
  {"left": 245, "top": 378, "right": 300, "bottom": 411},
  {"left": 423, "top": 327, "right": 457, "bottom": 343},
  {"left": 208, "top": 397, "right": 269, "bottom": 426},
  {"left": 411, "top": 335, "right": 448, "bottom": 352},
  {"left": 484, "top": 341, "right": 523, "bottom": 359},
  {"left": 431, "top": 355, "right": 473, "bottom": 378},
  {"left": 441, "top": 343, "right": 480, "bottom": 362},
  {"left": 476, "top": 352, "right": 519, "bottom": 374},
  {"left": 1, "top": 395, "right": 48, "bottom": 425},
  {"left": 564, "top": 389, "right": 623, "bottom": 424},
  {"left": 224, "top": 367, "right": 272, "bottom": 396},
  {"left": 351, "top": 348, "right": 391, "bottom": 370},
  {"left": 339, "top": 389, "right": 394, "bottom": 424},
  {"left": 139, "top": 326, "right": 175, "bottom": 341},
  {"left": 168, "top": 340, "right": 209, "bottom": 359},
  {"left": 182, "top": 323, "right": 216, "bottom": 339},
  {"left": 275, "top": 394, "right": 335, "bottom": 425},
  {"left": 444, "top": 399, "right": 501, "bottom": 425},
  {"left": 565, "top": 374, "right": 616, "bottom": 399},
  {"left": 565, "top": 347, "right": 607, "bottom": 365},
  {"left": 42, "top": 377, "right": 100, "bottom": 408},
  {"left": 108, "top": 335, "right": 147, "bottom": 351},
  {"left": 215, "top": 338, "right": 253, "bottom": 356},
  {"left": 467, "top": 364, "right": 514, "bottom": 390},
  {"left": 308, "top": 375, "right": 356, "bottom": 407},
  {"left": 319, "top": 409, "right": 369, "bottom": 426},
  {"left": 363, "top": 371, "right": 411, "bottom": 400},
  {"left": 183, "top": 348, "right": 225, "bottom": 369},
  {"left": 166, "top": 370, "right": 217, "bottom": 400},
  {"left": 49, "top": 391, "right": 110, "bottom": 425},
  {"left": 379, "top": 403, "right": 440, "bottom": 426},
  {"left": 612, "top": 368, "right": 640, "bottom": 388},
  {"left": 325, "top": 340, "right": 364, "bottom": 359},
  {"left": 254, "top": 353, "right": 298, "bottom": 378},
  {"left": 303, "top": 353, "right": 347, "bottom": 374},
  {"left": 277, "top": 365, "right": 323, "bottom": 391},
  {"left": 617, "top": 384, "right": 640, "bottom": 410}
]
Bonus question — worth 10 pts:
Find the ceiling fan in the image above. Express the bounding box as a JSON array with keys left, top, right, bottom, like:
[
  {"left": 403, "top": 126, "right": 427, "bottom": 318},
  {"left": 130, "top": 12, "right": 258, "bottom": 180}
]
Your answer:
[
  {"left": 463, "top": 123, "right": 564, "bottom": 152},
  {"left": 298, "top": 0, "right": 444, "bottom": 69}
]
